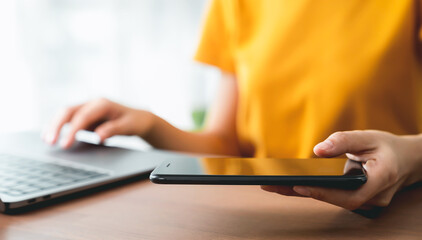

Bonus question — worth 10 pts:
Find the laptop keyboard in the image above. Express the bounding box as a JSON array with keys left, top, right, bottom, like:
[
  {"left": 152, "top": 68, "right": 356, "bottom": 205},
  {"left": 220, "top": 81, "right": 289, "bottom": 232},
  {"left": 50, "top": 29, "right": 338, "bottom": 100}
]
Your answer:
[{"left": 0, "top": 154, "right": 110, "bottom": 197}]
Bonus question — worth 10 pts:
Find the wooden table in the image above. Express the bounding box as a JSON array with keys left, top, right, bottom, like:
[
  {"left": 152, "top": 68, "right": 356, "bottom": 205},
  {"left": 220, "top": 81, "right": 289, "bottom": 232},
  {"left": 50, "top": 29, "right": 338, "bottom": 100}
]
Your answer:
[{"left": 1, "top": 177, "right": 421, "bottom": 240}]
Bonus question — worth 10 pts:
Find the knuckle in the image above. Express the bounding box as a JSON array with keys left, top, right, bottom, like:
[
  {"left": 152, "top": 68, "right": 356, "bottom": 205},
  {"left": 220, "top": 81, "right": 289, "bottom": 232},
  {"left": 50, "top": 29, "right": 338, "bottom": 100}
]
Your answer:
[
  {"left": 95, "top": 97, "right": 110, "bottom": 105},
  {"left": 364, "top": 129, "right": 378, "bottom": 135},
  {"left": 60, "top": 106, "right": 75, "bottom": 116},
  {"left": 329, "top": 131, "right": 347, "bottom": 144},
  {"left": 352, "top": 129, "right": 366, "bottom": 135},
  {"left": 375, "top": 198, "right": 392, "bottom": 207},
  {"left": 70, "top": 112, "right": 88, "bottom": 127},
  {"left": 70, "top": 115, "right": 84, "bottom": 127}
]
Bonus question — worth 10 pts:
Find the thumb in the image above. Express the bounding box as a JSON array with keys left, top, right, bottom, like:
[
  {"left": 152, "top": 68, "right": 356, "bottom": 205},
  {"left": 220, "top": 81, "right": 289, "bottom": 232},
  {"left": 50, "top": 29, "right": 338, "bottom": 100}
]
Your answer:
[{"left": 314, "top": 131, "right": 377, "bottom": 157}]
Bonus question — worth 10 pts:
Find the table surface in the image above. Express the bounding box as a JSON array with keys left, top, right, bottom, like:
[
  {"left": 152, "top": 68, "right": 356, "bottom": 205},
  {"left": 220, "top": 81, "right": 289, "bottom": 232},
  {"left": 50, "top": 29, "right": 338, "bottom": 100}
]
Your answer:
[{"left": 1, "top": 176, "right": 422, "bottom": 240}]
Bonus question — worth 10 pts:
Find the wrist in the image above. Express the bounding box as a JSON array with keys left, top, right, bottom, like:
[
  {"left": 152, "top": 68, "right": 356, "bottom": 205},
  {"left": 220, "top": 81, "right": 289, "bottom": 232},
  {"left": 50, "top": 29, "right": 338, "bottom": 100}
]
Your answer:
[
  {"left": 131, "top": 109, "right": 156, "bottom": 138},
  {"left": 401, "top": 134, "right": 422, "bottom": 185}
]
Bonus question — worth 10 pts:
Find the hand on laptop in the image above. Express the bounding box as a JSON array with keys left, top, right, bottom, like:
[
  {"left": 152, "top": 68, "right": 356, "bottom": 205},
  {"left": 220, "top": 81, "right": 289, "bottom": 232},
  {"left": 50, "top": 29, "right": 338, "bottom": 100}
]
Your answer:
[
  {"left": 43, "top": 98, "right": 155, "bottom": 149},
  {"left": 262, "top": 130, "right": 422, "bottom": 211}
]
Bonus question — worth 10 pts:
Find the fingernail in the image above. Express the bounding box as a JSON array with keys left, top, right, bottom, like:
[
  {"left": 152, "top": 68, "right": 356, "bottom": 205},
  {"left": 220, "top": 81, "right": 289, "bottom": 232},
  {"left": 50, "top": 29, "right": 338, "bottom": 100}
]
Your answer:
[
  {"left": 293, "top": 186, "right": 311, "bottom": 197},
  {"left": 315, "top": 139, "right": 333, "bottom": 151}
]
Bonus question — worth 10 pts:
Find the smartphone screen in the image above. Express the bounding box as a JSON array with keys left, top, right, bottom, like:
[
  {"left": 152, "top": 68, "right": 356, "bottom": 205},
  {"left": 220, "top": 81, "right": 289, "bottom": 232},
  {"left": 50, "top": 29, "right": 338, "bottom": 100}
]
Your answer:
[
  {"left": 157, "top": 157, "right": 363, "bottom": 176},
  {"left": 150, "top": 157, "right": 367, "bottom": 189}
]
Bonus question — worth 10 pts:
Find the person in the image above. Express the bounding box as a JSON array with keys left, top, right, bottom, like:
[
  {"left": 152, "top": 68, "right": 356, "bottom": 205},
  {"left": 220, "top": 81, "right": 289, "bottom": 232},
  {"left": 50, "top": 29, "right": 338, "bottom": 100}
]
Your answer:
[{"left": 43, "top": 0, "right": 422, "bottom": 211}]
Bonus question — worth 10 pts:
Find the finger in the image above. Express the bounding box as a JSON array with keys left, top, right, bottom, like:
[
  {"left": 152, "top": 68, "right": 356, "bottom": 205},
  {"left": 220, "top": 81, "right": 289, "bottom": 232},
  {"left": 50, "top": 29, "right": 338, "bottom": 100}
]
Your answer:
[
  {"left": 293, "top": 186, "right": 361, "bottom": 210},
  {"left": 314, "top": 131, "right": 378, "bottom": 158},
  {"left": 261, "top": 185, "right": 303, "bottom": 197},
  {"left": 61, "top": 102, "right": 110, "bottom": 148},
  {"left": 43, "top": 105, "right": 82, "bottom": 145},
  {"left": 365, "top": 181, "right": 402, "bottom": 207},
  {"left": 293, "top": 159, "right": 388, "bottom": 210},
  {"left": 94, "top": 117, "right": 129, "bottom": 142},
  {"left": 345, "top": 153, "right": 379, "bottom": 163}
]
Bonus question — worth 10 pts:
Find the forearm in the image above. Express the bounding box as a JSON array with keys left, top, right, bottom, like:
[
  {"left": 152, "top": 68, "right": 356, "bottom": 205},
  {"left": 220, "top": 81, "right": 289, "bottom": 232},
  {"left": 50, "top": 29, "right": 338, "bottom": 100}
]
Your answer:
[{"left": 142, "top": 114, "right": 241, "bottom": 156}]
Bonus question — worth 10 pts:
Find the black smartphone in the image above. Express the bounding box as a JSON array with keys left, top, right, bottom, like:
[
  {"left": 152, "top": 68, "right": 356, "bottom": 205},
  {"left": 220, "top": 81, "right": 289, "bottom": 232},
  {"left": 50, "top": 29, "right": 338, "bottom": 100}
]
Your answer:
[{"left": 150, "top": 157, "right": 367, "bottom": 189}]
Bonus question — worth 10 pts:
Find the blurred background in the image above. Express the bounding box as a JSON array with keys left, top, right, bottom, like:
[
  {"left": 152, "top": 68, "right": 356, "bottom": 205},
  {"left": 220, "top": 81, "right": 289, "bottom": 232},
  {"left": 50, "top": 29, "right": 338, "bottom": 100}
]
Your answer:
[{"left": 0, "top": 0, "right": 219, "bottom": 134}]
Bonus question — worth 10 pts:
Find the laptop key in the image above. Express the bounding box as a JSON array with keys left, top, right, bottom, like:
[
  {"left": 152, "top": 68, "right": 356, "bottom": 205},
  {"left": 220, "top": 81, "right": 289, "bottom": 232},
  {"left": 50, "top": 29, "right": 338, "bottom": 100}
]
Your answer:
[
  {"left": 12, "top": 185, "right": 40, "bottom": 194},
  {"left": 0, "top": 153, "right": 110, "bottom": 197},
  {"left": 2, "top": 180, "right": 21, "bottom": 187},
  {"left": 5, "top": 190, "right": 24, "bottom": 196},
  {"left": 0, "top": 186, "right": 9, "bottom": 193},
  {"left": 31, "top": 181, "right": 59, "bottom": 189}
]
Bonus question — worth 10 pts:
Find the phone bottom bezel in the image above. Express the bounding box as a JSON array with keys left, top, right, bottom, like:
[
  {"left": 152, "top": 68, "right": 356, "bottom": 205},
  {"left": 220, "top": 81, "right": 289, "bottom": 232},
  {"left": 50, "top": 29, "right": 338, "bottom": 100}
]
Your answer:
[{"left": 150, "top": 174, "right": 367, "bottom": 189}]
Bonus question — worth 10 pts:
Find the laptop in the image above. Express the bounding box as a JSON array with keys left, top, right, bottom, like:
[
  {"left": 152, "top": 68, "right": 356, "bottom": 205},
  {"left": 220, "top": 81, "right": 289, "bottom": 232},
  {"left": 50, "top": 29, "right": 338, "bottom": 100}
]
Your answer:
[{"left": 0, "top": 131, "right": 184, "bottom": 213}]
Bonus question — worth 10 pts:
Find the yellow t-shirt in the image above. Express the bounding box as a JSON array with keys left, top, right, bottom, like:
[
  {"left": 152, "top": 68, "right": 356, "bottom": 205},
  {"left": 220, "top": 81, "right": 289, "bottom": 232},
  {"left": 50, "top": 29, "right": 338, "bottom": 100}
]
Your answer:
[{"left": 195, "top": 0, "right": 422, "bottom": 158}]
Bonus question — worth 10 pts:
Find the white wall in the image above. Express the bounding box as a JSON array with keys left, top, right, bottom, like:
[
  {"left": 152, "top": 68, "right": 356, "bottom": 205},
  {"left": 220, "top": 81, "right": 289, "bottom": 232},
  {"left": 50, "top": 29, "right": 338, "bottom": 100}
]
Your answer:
[{"left": 0, "top": 0, "right": 220, "bottom": 133}]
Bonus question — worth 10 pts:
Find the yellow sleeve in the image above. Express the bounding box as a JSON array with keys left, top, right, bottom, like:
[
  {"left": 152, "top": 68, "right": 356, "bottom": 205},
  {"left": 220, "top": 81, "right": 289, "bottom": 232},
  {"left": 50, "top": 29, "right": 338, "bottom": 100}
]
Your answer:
[{"left": 194, "top": 0, "right": 236, "bottom": 73}]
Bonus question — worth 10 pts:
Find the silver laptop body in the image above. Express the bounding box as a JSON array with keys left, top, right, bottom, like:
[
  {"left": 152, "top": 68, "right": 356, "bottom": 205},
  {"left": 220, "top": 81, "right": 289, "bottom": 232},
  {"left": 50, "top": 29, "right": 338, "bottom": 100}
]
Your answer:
[{"left": 0, "top": 131, "right": 183, "bottom": 213}]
